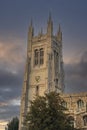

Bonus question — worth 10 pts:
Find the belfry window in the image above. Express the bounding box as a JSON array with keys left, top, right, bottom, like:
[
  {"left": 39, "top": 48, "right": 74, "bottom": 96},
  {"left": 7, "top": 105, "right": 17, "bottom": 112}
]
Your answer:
[
  {"left": 36, "top": 86, "right": 39, "bottom": 96},
  {"left": 83, "top": 115, "right": 87, "bottom": 126},
  {"left": 34, "top": 48, "right": 44, "bottom": 66},
  {"left": 77, "top": 99, "right": 84, "bottom": 109},
  {"left": 40, "top": 48, "right": 44, "bottom": 65},
  {"left": 34, "top": 49, "right": 39, "bottom": 66}
]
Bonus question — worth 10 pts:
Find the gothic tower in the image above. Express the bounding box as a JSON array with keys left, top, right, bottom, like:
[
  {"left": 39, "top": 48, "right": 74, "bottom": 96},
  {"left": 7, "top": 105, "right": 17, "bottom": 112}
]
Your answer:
[{"left": 19, "top": 15, "right": 64, "bottom": 130}]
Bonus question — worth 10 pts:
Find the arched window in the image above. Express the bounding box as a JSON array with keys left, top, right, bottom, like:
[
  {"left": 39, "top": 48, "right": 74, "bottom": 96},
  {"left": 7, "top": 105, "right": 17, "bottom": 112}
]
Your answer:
[
  {"left": 68, "top": 116, "right": 74, "bottom": 127},
  {"left": 40, "top": 48, "right": 44, "bottom": 65},
  {"left": 83, "top": 115, "right": 87, "bottom": 126},
  {"left": 34, "top": 49, "right": 39, "bottom": 66},
  {"left": 62, "top": 101, "right": 67, "bottom": 108},
  {"left": 34, "top": 48, "right": 44, "bottom": 66},
  {"left": 77, "top": 99, "right": 84, "bottom": 109}
]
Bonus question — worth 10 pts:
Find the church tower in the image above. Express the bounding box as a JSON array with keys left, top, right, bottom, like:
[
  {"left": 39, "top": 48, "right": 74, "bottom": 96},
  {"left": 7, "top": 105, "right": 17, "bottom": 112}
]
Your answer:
[{"left": 19, "top": 15, "right": 64, "bottom": 130}]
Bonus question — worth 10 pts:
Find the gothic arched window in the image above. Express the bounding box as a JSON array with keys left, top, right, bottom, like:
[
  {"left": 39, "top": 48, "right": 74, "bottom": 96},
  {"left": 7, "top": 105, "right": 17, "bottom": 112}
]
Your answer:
[
  {"left": 77, "top": 99, "right": 84, "bottom": 109},
  {"left": 83, "top": 115, "right": 87, "bottom": 126},
  {"left": 68, "top": 116, "right": 74, "bottom": 127},
  {"left": 40, "top": 48, "right": 44, "bottom": 65},
  {"left": 34, "top": 49, "right": 39, "bottom": 66}
]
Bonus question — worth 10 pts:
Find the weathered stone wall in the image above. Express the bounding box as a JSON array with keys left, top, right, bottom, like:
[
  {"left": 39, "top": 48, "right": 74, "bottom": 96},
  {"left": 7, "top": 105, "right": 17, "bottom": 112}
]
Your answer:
[{"left": 62, "top": 93, "right": 87, "bottom": 129}]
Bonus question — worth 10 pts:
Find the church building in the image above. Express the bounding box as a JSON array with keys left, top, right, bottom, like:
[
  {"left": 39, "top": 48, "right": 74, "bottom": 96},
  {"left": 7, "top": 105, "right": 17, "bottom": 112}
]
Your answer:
[{"left": 19, "top": 15, "right": 87, "bottom": 130}]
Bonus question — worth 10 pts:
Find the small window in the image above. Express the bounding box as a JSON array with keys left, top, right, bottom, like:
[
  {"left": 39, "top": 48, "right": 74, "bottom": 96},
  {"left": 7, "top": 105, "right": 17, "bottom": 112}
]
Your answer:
[
  {"left": 36, "top": 86, "right": 39, "bottom": 96},
  {"left": 40, "top": 48, "right": 44, "bottom": 65},
  {"left": 55, "top": 79, "right": 58, "bottom": 88},
  {"left": 56, "top": 79, "right": 58, "bottom": 84},
  {"left": 68, "top": 116, "right": 74, "bottom": 127},
  {"left": 34, "top": 49, "right": 39, "bottom": 66},
  {"left": 62, "top": 101, "right": 67, "bottom": 108},
  {"left": 83, "top": 115, "right": 87, "bottom": 126}
]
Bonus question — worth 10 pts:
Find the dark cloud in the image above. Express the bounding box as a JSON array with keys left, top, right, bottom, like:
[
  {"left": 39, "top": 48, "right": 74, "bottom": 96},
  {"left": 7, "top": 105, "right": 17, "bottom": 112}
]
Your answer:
[
  {"left": 0, "top": 68, "right": 24, "bottom": 102},
  {"left": 0, "top": 37, "right": 26, "bottom": 123},
  {"left": 65, "top": 50, "right": 87, "bottom": 93},
  {"left": 0, "top": 105, "right": 20, "bottom": 120},
  {"left": 0, "top": 37, "right": 26, "bottom": 102},
  {"left": 0, "top": 68, "right": 23, "bottom": 121},
  {"left": 0, "top": 69, "right": 22, "bottom": 87}
]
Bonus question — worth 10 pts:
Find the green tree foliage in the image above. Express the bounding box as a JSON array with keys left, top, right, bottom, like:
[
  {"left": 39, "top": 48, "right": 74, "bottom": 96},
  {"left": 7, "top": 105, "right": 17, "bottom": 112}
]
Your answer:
[
  {"left": 7, "top": 117, "right": 19, "bottom": 130},
  {"left": 24, "top": 92, "right": 76, "bottom": 130}
]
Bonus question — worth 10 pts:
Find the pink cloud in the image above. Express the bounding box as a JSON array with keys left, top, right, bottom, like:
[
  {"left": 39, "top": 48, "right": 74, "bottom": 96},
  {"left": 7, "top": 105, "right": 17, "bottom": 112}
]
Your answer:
[{"left": 0, "top": 37, "right": 26, "bottom": 73}]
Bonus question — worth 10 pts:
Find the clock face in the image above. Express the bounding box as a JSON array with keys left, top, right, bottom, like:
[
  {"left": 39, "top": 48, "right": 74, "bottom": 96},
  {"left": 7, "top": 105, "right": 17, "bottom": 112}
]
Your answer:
[{"left": 35, "top": 76, "right": 40, "bottom": 82}]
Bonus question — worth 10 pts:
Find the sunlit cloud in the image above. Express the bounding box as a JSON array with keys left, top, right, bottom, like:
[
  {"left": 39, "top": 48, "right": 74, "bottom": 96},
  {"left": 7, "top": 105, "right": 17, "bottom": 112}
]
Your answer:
[
  {"left": 0, "top": 41, "right": 24, "bottom": 63},
  {"left": 0, "top": 120, "right": 8, "bottom": 130},
  {"left": 8, "top": 97, "right": 20, "bottom": 106},
  {"left": 0, "top": 102, "right": 8, "bottom": 107},
  {"left": 0, "top": 37, "right": 26, "bottom": 73},
  {"left": 64, "top": 48, "right": 87, "bottom": 64}
]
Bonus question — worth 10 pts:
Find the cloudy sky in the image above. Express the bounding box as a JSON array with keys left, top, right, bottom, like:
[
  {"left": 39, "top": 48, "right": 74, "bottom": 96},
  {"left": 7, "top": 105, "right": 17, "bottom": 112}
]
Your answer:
[{"left": 0, "top": 0, "right": 87, "bottom": 129}]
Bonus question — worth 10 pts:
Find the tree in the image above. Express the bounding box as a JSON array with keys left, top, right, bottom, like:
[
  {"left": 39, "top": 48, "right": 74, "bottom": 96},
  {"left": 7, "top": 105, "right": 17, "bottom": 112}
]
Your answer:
[
  {"left": 24, "top": 92, "right": 75, "bottom": 130},
  {"left": 7, "top": 117, "right": 19, "bottom": 130}
]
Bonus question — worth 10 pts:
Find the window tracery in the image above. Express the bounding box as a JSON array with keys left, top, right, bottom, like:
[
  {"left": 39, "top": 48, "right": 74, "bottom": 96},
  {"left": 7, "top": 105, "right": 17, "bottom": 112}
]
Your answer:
[
  {"left": 77, "top": 99, "right": 84, "bottom": 109},
  {"left": 34, "top": 48, "right": 44, "bottom": 66}
]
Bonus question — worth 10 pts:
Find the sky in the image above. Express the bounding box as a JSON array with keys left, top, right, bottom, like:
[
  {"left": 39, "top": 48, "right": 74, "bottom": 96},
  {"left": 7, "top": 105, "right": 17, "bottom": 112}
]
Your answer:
[{"left": 0, "top": 0, "right": 87, "bottom": 129}]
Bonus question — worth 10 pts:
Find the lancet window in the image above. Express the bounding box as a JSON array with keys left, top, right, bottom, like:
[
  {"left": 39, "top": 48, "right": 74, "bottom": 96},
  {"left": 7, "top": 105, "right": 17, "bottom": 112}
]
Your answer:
[
  {"left": 34, "top": 48, "right": 44, "bottom": 66},
  {"left": 83, "top": 115, "right": 87, "bottom": 126},
  {"left": 68, "top": 116, "right": 74, "bottom": 127},
  {"left": 34, "top": 49, "right": 39, "bottom": 65},
  {"left": 40, "top": 48, "right": 44, "bottom": 65},
  {"left": 77, "top": 99, "right": 84, "bottom": 109}
]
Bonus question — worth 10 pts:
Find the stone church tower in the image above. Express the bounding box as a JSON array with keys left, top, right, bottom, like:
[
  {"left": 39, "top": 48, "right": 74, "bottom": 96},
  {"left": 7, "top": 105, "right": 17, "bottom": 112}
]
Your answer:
[{"left": 19, "top": 15, "right": 64, "bottom": 130}]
